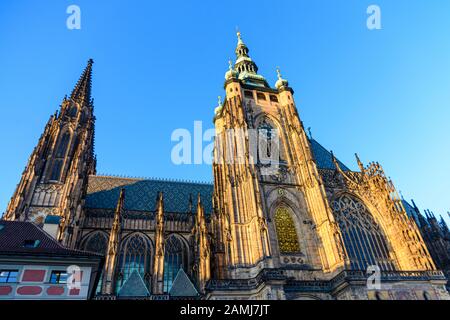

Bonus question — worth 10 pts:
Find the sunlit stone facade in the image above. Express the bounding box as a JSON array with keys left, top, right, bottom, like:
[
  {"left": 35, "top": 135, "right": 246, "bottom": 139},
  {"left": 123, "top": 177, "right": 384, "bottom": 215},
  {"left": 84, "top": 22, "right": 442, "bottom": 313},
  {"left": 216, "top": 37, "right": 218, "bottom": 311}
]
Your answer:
[{"left": 3, "top": 34, "right": 449, "bottom": 300}]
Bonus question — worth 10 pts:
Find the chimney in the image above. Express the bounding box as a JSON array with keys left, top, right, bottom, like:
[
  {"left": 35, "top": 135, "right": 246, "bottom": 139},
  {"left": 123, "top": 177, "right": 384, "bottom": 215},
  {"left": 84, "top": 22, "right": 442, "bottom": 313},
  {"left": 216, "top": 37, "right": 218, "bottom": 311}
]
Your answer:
[{"left": 43, "top": 215, "right": 61, "bottom": 239}]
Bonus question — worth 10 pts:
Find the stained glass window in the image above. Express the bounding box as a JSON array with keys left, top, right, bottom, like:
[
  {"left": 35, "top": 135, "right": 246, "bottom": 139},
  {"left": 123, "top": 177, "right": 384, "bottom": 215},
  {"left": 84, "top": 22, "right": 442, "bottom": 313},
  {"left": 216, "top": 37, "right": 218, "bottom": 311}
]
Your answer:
[
  {"left": 83, "top": 232, "right": 108, "bottom": 254},
  {"left": 83, "top": 232, "right": 109, "bottom": 293},
  {"left": 116, "top": 233, "right": 151, "bottom": 294},
  {"left": 331, "top": 194, "right": 395, "bottom": 271},
  {"left": 163, "top": 235, "right": 187, "bottom": 293},
  {"left": 275, "top": 206, "right": 300, "bottom": 254}
]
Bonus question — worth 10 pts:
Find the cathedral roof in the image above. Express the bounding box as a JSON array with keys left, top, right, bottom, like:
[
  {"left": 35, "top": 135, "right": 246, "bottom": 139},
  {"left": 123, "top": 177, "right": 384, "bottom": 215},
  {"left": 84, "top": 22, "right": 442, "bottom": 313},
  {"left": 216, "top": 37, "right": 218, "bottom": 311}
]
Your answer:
[
  {"left": 309, "top": 138, "right": 350, "bottom": 171},
  {"left": 85, "top": 139, "right": 350, "bottom": 214},
  {"left": 85, "top": 175, "right": 214, "bottom": 214}
]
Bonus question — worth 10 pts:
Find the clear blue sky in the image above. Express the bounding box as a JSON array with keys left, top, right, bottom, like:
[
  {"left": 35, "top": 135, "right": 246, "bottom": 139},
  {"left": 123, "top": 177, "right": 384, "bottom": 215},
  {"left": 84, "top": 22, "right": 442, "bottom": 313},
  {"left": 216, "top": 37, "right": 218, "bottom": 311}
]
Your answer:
[{"left": 0, "top": 1, "right": 449, "bottom": 224}]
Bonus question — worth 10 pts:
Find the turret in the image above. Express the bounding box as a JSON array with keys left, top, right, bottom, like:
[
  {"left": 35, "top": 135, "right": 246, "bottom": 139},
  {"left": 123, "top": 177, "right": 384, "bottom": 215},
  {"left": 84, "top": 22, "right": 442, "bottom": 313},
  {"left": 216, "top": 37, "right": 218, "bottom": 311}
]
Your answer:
[
  {"left": 102, "top": 188, "right": 125, "bottom": 295},
  {"left": 152, "top": 192, "right": 165, "bottom": 295}
]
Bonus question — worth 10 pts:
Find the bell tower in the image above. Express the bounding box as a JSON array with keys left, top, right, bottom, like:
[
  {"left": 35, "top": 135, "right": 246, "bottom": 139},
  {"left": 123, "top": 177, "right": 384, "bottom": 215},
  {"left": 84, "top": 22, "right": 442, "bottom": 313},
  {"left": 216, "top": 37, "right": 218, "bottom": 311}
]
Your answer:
[
  {"left": 4, "top": 60, "right": 96, "bottom": 244},
  {"left": 212, "top": 33, "right": 346, "bottom": 280}
]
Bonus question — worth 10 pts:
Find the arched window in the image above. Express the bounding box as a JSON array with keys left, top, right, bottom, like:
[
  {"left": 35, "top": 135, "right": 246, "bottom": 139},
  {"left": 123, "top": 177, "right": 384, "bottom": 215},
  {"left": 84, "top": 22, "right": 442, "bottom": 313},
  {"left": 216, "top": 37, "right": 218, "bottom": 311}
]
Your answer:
[
  {"left": 258, "top": 119, "right": 275, "bottom": 162},
  {"left": 50, "top": 132, "right": 71, "bottom": 181},
  {"left": 116, "top": 233, "right": 152, "bottom": 294},
  {"left": 68, "top": 105, "right": 78, "bottom": 118},
  {"left": 49, "top": 160, "right": 63, "bottom": 181},
  {"left": 275, "top": 206, "right": 300, "bottom": 254},
  {"left": 83, "top": 232, "right": 108, "bottom": 294},
  {"left": 163, "top": 235, "right": 187, "bottom": 293},
  {"left": 56, "top": 132, "right": 71, "bottom": 158},
  {"left": 257, "top": 118, "right": 286, "bottom": 165},
  {"left": 331, "top": 194, "right": 395, "bottom": 271},
  {"left": 83, "top": 232, "right": 108, "bottom": 254}
]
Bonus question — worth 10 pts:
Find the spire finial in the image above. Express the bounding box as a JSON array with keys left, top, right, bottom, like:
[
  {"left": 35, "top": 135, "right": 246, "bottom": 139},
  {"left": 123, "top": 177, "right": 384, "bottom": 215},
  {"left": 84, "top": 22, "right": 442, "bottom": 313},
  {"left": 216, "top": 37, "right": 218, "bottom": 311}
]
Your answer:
[
  {"left": 355, "top": 153, "right": 365, "bottom": 172},
  {"left": 307, "top": 127, "right": 312, "bottom": 139},
  {"left": 218, "top": 96, "right": 222, "bottom": 106},
  {"left": 276, "top": 66, "right": 282, "bottom": 79},
  {"left": 228, "top": 59, "right": 233, "bottom": 71},
  {"left": 70, "top": 59, "right": 94, "bottom": 105},
  {"left": 275, "top": 66, "right": 289, "bottom": 89},
  {"left": 236, "top": 27, "right": 245, "bottom": 46}
]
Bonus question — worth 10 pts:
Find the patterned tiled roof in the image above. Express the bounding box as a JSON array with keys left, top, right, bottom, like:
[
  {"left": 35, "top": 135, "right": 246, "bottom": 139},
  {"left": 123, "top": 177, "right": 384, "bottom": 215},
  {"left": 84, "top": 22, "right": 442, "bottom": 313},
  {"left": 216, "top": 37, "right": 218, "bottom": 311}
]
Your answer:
[
  {"left": 85, "top": 175, "right": 214, "bottom": 214},
  {"left": 85, "top": 139, "right": 350, "bottom": 213},
  {"left": 0, "top": 221, "right": 102, "bottom": 257},
  {"left": 309, "top": 138, "right": 351, "bottom": 171}
]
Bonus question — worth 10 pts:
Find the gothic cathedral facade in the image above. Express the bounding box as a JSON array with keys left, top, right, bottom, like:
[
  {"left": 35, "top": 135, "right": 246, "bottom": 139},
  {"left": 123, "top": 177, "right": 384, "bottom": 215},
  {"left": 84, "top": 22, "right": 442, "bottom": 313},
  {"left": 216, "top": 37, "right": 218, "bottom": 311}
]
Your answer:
[{"left": 3, "top": 33, "right": 449, "bottom": 300}]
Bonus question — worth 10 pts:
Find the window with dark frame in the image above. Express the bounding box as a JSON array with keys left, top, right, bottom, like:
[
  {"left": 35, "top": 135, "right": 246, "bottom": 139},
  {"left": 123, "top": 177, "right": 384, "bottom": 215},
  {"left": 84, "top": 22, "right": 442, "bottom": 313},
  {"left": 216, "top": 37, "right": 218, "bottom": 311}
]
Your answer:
[
  {"left": 49, "top": 271, "right": 68, "bottom": 284},
  {"left": 244, "top": 90, "right": 253, "bottom": 99},
  {"left": 270, "top": 95, "right": 279, "bottom": 102},
  {"left": 256, "top": 92, "right": 266, "bottom": 101},
  {"left": 0, "top": 270, "right": 19, "bottom": 283}
]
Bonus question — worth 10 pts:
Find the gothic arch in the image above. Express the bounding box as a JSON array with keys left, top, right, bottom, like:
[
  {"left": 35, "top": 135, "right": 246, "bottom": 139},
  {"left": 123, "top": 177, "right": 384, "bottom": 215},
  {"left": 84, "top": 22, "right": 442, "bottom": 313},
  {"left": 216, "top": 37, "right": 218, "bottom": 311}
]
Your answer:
[
  {"left": 163, "top": 234, "right": 189, "bottom": 293},
  {"left": 274, "top": 206, "right": 301, "bottom": 254},
  {"left": 81, "top": 231, "right": 109, "bottom": 254},
  {"left": 266, "top": 188, "right": 321, "bottom": 268},
  {"left": 254, "top": 114, "right": 288, "bottom": 163},
  {"left": 115, "top": 232, "right": 153, "bottom": 294},
  {"left": 48, "top": 127, "right": 73, "bottom": 182},
  {"left": 330, "top": 193, "right": 396, "bottom": 271}
]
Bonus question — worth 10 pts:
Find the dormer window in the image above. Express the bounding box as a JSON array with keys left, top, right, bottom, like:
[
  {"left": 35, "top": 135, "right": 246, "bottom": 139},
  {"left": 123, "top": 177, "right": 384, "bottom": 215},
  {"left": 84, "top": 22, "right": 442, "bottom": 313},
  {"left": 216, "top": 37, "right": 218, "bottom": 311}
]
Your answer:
[{"left": 23, "top": 240, "right": 41, "bottom": 248}]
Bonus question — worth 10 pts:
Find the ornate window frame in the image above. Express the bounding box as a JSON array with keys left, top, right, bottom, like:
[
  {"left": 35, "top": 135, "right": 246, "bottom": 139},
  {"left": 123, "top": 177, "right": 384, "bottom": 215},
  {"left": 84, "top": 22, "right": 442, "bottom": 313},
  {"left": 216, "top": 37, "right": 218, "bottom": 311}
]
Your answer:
[{"left": 331, "top": 193, "right": 396, "bottom": 271}]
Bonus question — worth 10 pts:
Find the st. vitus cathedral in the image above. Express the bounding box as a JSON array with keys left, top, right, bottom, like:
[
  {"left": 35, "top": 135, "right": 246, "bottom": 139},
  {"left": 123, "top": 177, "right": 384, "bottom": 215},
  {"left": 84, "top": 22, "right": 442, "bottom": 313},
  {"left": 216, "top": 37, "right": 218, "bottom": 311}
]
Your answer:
[{"left": 3, "top": 33, "right": 450, "bottom": 300}]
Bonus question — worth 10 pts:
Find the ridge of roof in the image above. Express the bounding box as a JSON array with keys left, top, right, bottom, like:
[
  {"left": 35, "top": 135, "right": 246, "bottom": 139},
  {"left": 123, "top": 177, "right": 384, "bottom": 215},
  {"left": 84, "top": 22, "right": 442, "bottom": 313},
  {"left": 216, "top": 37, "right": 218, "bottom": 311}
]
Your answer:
[{"left": 92, "top": 174, "right": 213, "bottom": 186}]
